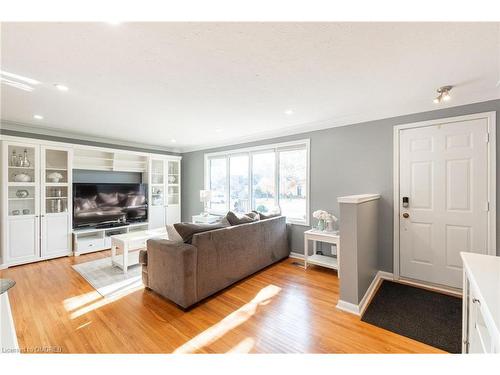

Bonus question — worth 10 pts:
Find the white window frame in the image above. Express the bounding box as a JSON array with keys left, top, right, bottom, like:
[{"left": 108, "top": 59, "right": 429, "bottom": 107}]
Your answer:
[{"left": 204, "top": 139, "right": 310, "bottom": 226}]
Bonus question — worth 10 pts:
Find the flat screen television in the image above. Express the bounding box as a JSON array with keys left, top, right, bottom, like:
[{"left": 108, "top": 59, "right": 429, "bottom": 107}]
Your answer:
[{"left": 73, "top": 183, "right": 148, "bottom": 228}]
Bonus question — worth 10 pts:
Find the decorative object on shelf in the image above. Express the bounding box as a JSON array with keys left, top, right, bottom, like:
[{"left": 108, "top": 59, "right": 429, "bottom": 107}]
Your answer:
[
  {"left": 199, "top": 190, "right": 212, "bottom": 216},
  {"left": 312, "top": 210, "right": 338, "bottom": 232},
  {"left": 47, "top": 172, "right": 63, "bottom": 183},
  {"left": 52, "top": 188, "right": 63, "bottom": 197},
  {"left": 10, "top": 150, "right": 17, "bottom": 167},
  {"left": 12, "top": 210, "right": 20, "bottom": 216},
  {"left": 51, "top": 198, "right": 64, "bottom": 213},
  {"left": 16, "top": 189, "right": 29, "bottom": 198},
  {"left": 168, "top": 175, "right": 177, "bottom": 183},
  {"left": 13, "top": 173, "right": 32, "bottom": 182},
  {"left": 22, "top": 209, "right": 30, "bottom": 215},
  {"left": 22, "top": 149, "right": 31, "bottom": 168}
]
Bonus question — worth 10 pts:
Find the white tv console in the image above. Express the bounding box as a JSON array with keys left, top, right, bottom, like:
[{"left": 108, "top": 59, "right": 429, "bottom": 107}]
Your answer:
[{"left": 72, "top": 222, "right": 150, "bottom": 256}]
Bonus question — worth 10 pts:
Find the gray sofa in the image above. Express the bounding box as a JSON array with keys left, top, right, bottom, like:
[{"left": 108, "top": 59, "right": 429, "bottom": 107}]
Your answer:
[{"left": 139, "top": 216, "right": 289, "bottom": 308}]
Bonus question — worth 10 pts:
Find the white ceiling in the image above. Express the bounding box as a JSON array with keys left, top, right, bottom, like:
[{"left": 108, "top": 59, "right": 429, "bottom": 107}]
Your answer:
[{"left": 1, "top": 22, "right": 499, "bottom": 152}]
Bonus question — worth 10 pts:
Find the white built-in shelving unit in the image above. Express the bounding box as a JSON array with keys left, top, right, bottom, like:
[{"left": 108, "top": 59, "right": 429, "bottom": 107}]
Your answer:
[{"left": 1, "top": 136, "right": 181, "bottom": 268}]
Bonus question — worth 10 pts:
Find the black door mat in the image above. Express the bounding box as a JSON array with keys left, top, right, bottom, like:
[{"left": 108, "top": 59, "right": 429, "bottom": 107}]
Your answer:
[{"left": 361, "top": 280, "right": 462, "bottom": 353}]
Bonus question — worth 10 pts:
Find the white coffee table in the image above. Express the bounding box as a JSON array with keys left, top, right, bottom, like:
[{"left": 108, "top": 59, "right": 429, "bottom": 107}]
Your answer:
[{"left": 111, "top": 228, "right": 167, "bottom": 273}]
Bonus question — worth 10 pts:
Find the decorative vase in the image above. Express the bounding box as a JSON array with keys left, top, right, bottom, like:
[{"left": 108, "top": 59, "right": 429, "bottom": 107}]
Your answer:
[{"left": 317, "top": 219, "right": 326, "bottom": 231}]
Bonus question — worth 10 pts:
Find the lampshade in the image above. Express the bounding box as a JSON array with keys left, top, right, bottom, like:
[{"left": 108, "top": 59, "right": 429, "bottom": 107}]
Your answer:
[{"left": 200, "top": 190, "right": 212, "bottom": 203}]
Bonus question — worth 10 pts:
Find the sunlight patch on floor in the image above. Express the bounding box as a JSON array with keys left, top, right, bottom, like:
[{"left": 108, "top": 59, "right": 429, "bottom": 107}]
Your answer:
[
  {"left": 63, "top": 291, "right": 101, "bottom": 312},
  {"left": 226, "top": 337, "right": 256, "bottom": 353},
  {"left": 174, "top": 284, "right": 281, "bottom": 354}
]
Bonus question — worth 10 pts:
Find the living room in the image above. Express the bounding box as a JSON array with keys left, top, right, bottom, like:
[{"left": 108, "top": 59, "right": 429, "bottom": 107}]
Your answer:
[{"left": 1, "top": 1, "right": 500, "bottom": 373}]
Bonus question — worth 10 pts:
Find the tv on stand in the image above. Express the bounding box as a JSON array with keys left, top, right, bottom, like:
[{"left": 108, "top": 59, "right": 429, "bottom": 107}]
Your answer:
[{"left": 73, "top": 183, "right": 148, "bottom": 229}]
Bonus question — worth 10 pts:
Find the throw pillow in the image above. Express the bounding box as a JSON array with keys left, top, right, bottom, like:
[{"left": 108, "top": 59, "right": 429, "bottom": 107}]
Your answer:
[
  {"left": 226, "top": 211, "right": 260, "bottom": 226},
  {"left": 174, "top": 222, "right": 228, "bottom": 244},
  {"left": 166, "top": 224, "right": 183, "bottom": 243},
  {"left": 253, "top": 209, "right": 281, "bottom": 220}
]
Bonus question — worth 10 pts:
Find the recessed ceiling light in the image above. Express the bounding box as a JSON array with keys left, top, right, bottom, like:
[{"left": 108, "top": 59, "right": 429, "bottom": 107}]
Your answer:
[
  {"left": 171, "top": 139, "right": 177, "bottom": 143},
  {"left": 215, "top": 128, "right": 223, "bottom": 133},
  {"left": 0, "top": 70, "right": 40, "bottom": 85},
  {"left": 33, "top": 114, "right": 44, "bottom": 120},
  {"left": 54, "top": 84, "right": 69, "bottom": 92},
  {"left": 284, "top": 109, "right": 294, "bottom": 115}
]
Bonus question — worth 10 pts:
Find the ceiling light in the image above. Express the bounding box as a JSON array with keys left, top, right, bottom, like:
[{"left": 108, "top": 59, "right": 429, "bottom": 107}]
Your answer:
[
  {"left": 284, "top": 109, "right": 294, "bottom": 115},
  {"left": 0, "top": 70, "right": 40, "bottom": 85},
  {"left": 54, "top": 84, "right": 69, "bottom": 91},
  {"left": 0, "top": 77, "right": 35, "bottom": 92},
  {"left": 33, "top": 114, "right": 44, "bottom": 120},
  {"left": 171, "top": 139, "right": 177, "bottom": 143},
  {"left": 433, "top": 85, "right": 453, "bottom": 104},
  {"left": 215, "top": 128, "right": 223, "bottom": 133}
]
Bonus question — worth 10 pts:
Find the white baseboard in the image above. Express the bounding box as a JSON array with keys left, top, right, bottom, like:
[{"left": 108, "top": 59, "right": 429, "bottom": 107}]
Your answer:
[
  {"left": 289, "top": 251, "right": 304, "bottom": 259},
  {"left": 336, "top": 270, "right": 394, "bottom": 316}
]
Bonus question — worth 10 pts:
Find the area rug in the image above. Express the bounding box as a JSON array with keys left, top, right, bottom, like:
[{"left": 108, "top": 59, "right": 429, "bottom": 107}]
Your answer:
[
  {"left": 361, "top": 280, "right": 462, "bottom": 353},
  {"left": 72, "top": 257, "right": 143, "bottom": 298}
]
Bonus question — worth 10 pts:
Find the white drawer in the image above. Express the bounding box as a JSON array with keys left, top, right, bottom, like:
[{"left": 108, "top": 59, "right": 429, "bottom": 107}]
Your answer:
[{"left": 77, "top": 237, "right": 105, "bottom": 252}]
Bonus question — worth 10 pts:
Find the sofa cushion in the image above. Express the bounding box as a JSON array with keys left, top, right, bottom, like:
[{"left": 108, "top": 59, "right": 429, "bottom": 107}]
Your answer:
[
  {"left": 174, "top": 222, "right": 228, "bottom": 244},
  {"left": 226, "top": 211, "right": 260, "bottom": 226},
  {"left": 166, "top": 224, "right": 183, "bottom": 242},
  {"left": 253, "top": 209, "right": 281, "bottom": 220}
]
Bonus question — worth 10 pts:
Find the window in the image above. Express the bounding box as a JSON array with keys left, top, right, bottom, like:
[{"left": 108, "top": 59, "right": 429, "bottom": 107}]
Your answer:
[
  {"left": 252, "top": 151, "right": 275, "bottom": 214},
  {"left": 279, "top": 148, "right": 307, "bottom": 223},
  {"left": 205, "top": 140, "right": 309, "bottom": 225},
  {"left": 229, "top": 155, "right": 249, "bottom": 213},
  {"left": 209, "top": 158, "right": 227, "bottom": 213}
]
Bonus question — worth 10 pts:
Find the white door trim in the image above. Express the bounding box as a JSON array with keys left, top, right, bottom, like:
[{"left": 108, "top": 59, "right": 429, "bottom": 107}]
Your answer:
[{"left": 393, "top": 111, "right": 496, "bottom": 282}]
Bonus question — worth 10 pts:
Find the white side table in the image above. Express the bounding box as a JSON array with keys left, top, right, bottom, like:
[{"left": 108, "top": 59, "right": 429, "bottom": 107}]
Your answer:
[
  {"left": 192, "top": 214, "right": 220, "bottom": 224},
  {"left": 304, "top": 229, "right": 340, "bottom": 273},
  {"left": 111, "top": 228, "right": 167, "bottom": 273}
]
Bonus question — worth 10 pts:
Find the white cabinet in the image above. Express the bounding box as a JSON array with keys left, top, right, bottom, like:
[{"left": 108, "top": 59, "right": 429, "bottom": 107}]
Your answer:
[
  {"left": 461, "top": 252, "right": 500, "bottom": 354},
  {"left": 1, "top": 141, "right": 72, "bottom": 266},
  {"left": 7, "top": 215, "right": 39, "bottom": 263},
  {"left": 148, "top": 157, "right": 181, "bottom": 229}
]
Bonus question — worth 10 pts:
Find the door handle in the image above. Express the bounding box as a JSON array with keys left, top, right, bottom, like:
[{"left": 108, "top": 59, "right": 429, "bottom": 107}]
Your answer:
[{"left": 402, "top": 213, "right": 410, "bottom": 218}]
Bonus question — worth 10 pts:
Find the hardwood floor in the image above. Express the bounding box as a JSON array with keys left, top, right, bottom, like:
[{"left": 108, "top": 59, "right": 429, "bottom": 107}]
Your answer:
[{"left": 0, "top": 251, "right": 443, "bottom": 353}]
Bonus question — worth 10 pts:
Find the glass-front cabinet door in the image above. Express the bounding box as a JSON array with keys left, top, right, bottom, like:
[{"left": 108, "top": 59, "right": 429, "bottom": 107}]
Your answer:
[
  {"left": 40, "top": 146, "right": 73, "bottom": 257},
  {"left": 166, "top": 160, "right": 181, "bottom": 224},
  {"left": 149, "top": 158, "right": 166, "bottom": 229},
  {"left": 4, "top": 141, "right": 40, "bottom": 264}
]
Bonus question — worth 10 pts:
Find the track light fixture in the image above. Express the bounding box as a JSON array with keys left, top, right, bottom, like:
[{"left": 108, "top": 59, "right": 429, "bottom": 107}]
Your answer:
[{"left": 433, "top": 85, "right": 453, "bottom": 104}]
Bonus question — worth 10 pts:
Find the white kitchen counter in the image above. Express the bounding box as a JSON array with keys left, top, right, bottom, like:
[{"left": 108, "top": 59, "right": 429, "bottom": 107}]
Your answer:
[{"left": 461, "top": 252, "right": 500, "bottom": 353}]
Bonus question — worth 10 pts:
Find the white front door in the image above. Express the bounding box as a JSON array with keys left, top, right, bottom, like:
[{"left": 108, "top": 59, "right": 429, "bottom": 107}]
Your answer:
[{"left": 399, "top": 118, "right": 490, "bottom": 288}]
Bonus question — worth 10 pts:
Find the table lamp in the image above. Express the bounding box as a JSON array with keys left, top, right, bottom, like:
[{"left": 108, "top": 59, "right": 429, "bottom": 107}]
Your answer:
[{"left": 200, "top": 190, "right": 212, "bottom": 216}]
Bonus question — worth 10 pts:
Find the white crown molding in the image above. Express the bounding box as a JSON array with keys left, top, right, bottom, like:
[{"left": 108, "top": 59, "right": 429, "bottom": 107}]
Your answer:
[
  {"left": 180, "top": 91, "right": 500, "bottom": 153},
  {"left": 0, "top": 120, "right": 181, "bottom": 154}
]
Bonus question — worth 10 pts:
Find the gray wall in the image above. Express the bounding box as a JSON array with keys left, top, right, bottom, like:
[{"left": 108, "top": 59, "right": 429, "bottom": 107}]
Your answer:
[
  {"left": 181, "top": 99, "right": 500, "bottom": 272},
  {"left": 338, "top": 199, "right": 379, "bottom": 305}
]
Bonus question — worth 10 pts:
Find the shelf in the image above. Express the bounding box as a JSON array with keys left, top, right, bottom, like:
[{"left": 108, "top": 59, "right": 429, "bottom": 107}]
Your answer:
[
  {"left": 8, "top": 197, "right": 35, "bottom": 201},
  {"left": 8, "top": 166, "right": 35, "bottom": 170},
  {"left": 306, "top": 254, "right": 338, "bottom": 270},
  {"left": 46, "top": 167, "right": 68, "bottom": 171},
  {"left": 46, "top": 196, "right": 68, "bottom": 200},
  {"left": 75, "top": 155, "right": 114, "bottom": 161},
  {"left": 8, "top": 182, "right": 36, "bottom": 187},
  {"left": 45, "top": 182, "right": 69, "bottom": 186}
]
